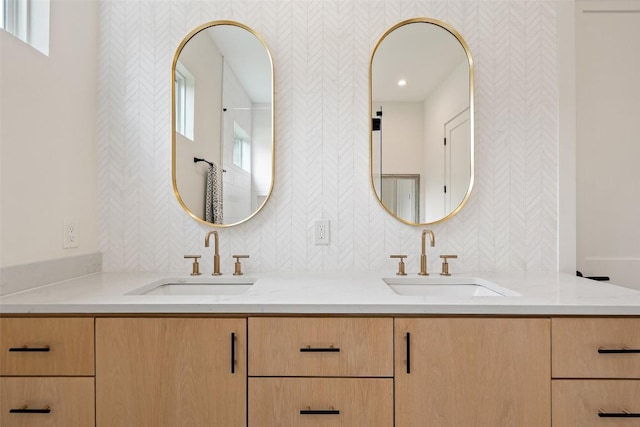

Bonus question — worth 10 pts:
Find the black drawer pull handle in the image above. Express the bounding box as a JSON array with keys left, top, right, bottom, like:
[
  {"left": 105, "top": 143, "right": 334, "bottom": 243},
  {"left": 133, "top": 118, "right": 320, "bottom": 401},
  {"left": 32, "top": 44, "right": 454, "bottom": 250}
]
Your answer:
[
  {"left": 231, "top": 332, "right": 236, "bottom": 374},
  {"left": 10, "top": 405, "right": 51, "bottom": 414},
  {"left": 9, "top": 345, "right": 50, "bottom": 352},
  {"left": 300, "top": 346, "right": 340, "bottom": 352},
  {"left": 598, "top": 347, "right": 640, "bottom": 354},
  {"left": 599, "top": 410, "right": 640, "bottom": 418},
  {"left": 300, "top": 408, "right": 340, "bottom": 415},
  {"left": 406, "top": 332, "right": 411, "bottom": 374}
]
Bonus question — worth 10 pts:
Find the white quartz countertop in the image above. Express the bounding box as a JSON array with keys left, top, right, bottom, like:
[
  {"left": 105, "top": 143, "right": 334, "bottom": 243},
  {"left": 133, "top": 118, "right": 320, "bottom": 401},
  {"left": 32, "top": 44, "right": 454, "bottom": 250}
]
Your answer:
[{"left": 1, "top": 271, "right": 639, "bottom": 315}]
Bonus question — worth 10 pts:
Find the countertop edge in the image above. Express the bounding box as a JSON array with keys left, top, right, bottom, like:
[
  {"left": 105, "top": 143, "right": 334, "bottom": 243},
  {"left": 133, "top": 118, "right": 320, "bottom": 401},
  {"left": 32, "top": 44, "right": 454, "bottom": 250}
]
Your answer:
[
  {"left": 2, "top": 271, "right": 640, "bottom": 316},
  {"left": 2, "top": 303, "right": 640, "bottom": 316}
]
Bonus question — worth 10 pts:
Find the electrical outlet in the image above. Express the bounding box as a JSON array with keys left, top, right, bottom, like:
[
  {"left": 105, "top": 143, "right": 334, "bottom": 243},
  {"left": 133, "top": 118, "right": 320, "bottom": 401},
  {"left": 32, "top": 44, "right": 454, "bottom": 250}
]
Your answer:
[
  {"left": 63, "top": 221, "right": 79, "bottom": 249},
  {"left": 314, "top": 220, "right": 330, "bottom": 245}
]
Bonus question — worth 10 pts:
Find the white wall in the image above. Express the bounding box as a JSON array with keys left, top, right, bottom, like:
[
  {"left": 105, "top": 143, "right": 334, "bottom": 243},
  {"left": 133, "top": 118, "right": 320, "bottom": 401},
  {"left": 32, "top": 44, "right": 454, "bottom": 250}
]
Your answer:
[
  {"left": 97, "top": 0, "right": 559, "bottom": 275},
  {"left": 557, "top": 1, "right": 577, "bottom": 274},
  {"left": 575, "top": 1, "right": 640, "bottom": 288},
  {"left": 1, "top": 0, "right": 99, "bottom": 268},
  {"left": 174, "top": 32, "right": 223, "bottom": 219},
  {"left": 222, "top": 61, "right": 253, "bottom": 225},
  {"left": 251, "top": 103, "right": 273, "bottom": 212},
  {"left": 374, "top": 101, "right": 424, "bottom": 176},
  {"left": 423, "top": 60, "right": 470, "bottom": 222}
]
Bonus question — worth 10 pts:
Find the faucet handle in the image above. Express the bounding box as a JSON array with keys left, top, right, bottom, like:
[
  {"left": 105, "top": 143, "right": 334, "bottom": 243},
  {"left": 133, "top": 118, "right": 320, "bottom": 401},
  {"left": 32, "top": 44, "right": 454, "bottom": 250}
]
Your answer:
[
  {"left": 232, "top": 255, "right": 249, "bottom": 276},
  {"left": 439, "top": 254, "right": 458, "bottom": 276},
  {"left": 390, "top": 255, "right": 408, "bottom": 276},
  {"left": 184, "top": 255, "right": 202, "bottom": 276}
]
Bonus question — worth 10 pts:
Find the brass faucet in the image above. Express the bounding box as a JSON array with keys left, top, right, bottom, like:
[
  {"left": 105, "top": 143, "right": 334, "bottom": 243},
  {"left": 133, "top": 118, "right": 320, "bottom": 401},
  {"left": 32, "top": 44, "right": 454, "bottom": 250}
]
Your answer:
[
  {"left": 204, "top": 230, "right": 222, "bottom": 275},
  {"left": 439, "top": 254, "right": 458, "bottom": 276},
  {"left": 183, "top": 255, "right": 202, "bottom": 276},
  {"left": 390, "top": 255, "right": 408, "bottom": 276},
  {"left": 418, "top": 229, "right": 435, "bottom": 276},
  {"left": 232, "top": 255, "right": 250, "bottom": 276}
]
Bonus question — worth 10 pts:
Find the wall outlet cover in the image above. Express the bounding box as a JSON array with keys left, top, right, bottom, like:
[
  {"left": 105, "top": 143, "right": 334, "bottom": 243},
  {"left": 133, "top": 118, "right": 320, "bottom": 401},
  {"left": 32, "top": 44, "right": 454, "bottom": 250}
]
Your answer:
[
  {"left": 63, "top": 220, "right": 79, "bottom": 249},
  {"left": 314, "top": 220, "right": 330, "bottom": 245}
]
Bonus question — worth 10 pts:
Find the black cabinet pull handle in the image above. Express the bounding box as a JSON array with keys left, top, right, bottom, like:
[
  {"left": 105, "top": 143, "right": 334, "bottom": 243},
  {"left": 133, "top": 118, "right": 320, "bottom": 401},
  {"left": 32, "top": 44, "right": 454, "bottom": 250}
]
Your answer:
[
  {"left": 598, "top": 348, "right": 640, "bottom": 354},
  {"left": 10, "top": 405, "right": 51, "bottom": 414},
  {"left": 300, "top": 346, "right": 340, "bottom": 352},
  {"left": 405, "top": 332, "right": 411, "bottom": 374},
  {"left": 599, "top": 410, "right": 640, "bottom": 418},
  {"left": 300, "top": 409, "right": 340, "bottom": 415},
  {"left": 9, "top": 345, "right": 50, "bottom": 352},
  {"left": 231, "top": 332, "right": 236, "bottom": 374}
]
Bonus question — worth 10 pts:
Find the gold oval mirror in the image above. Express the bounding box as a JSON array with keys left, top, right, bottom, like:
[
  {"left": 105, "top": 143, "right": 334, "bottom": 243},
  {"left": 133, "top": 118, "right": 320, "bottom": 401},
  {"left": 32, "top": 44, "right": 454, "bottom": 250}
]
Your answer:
[
  {"left": 370, "top": 18, "right": 474, "bottom": 226},
  {"left": 172, "top": 21, "right": 274, "bottom": 226}
]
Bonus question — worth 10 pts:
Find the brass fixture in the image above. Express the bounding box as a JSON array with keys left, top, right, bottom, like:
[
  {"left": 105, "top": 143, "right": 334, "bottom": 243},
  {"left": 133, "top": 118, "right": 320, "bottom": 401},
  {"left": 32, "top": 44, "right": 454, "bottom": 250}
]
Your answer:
[
  {"left": 439, "top": 254, "right": 458, "bottom": 276},
  {"left": 232, "top": 255, "right": 250, "bottom": 275},
  {"left": 183, "top": 255, "right": 202, "bottom": 276},
  {"left": 418, "top": 229, "right": 436, "bottom": 276},
  {"left": 205, "top": 230, "right": 222, "bottom": 275},
  {"left": 390, "top": 255, "right": 408, "bottom": 276}
]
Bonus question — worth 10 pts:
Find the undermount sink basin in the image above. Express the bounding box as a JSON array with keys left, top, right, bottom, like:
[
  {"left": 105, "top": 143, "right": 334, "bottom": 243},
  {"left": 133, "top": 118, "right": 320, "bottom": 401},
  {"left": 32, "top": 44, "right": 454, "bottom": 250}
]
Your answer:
[
  {"left": 383, "top": 277, "right": 519, "bottom": 297},
  {"left": 128, "top": 278, "right": 254, "bottom": 296}
]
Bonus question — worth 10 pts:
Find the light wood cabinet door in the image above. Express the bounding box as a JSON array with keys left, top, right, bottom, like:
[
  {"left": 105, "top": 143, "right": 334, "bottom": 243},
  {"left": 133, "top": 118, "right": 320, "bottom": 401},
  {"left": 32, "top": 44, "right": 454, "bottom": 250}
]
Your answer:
[
  {"left": 249, "top": 377, "right": 393, "bottom": 426},
  {"left": 0, "top": 317, "right": 94, "bottom": 375},
  {"left": 553, "top": 380, "right": 640, "bottom": 426},
  {"left": 552, "top": 317, "right": 640, "bottom": 378},
  {"left": 96, "top": 318, "right": 246, "bottom": 427},
  {"left": 395, "top": 318, "right": 551, "bottom": 427},
  {"left": 248, "top": 317, "right": 393, "bottom": 377},
  {"left": 0, "top": 377, "right": 94, "bottom": 427}
]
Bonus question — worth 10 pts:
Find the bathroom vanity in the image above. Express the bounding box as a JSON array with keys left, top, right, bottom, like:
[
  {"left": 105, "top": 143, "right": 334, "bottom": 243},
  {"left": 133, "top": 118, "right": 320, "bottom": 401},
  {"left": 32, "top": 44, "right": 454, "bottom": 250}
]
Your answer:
[{"left": 1, "top": 272, "right": 639, "bottom": 426}]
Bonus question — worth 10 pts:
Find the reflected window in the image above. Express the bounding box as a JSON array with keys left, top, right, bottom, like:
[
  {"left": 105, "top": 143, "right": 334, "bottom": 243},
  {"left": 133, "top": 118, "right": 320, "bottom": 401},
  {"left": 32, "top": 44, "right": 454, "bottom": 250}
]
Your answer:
[
  {"left": 233, "top": 122, "right": 251, "bottom": 172},
  {"left": 1, "top": 0, "right": 50, "bottom": 55},
  {"left": 174, "top": 61, "right": 194, "bottom": 140}
]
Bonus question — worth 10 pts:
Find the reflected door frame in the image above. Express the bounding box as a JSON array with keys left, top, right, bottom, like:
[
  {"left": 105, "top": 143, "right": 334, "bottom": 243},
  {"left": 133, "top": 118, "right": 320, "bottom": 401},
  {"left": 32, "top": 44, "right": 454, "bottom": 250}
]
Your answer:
[{"left": 444, "top": 107, "right": 471, "bottom": 215}]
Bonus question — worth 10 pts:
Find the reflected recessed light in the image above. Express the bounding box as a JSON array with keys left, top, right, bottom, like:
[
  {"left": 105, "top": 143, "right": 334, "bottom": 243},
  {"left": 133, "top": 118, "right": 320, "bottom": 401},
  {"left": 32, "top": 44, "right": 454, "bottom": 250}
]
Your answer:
[{"left": 398, "top": 79, "right": 407, "bottom": 86}]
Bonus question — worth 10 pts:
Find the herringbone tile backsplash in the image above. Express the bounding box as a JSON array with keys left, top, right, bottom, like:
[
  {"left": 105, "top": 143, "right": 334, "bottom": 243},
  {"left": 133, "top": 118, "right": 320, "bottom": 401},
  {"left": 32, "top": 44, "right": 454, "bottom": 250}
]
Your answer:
[{"left": 97, "top": 0, "right": 558, "bottom": 275}]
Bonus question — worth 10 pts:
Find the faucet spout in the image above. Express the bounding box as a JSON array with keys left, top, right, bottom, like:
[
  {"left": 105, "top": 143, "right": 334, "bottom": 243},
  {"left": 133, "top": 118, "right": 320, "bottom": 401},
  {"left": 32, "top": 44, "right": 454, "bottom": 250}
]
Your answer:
[
  {"left": 205, "top": 230, "right": 222, "bottom": 275},
  {"left": 419, "top": 229, "right": 435, "bottom": 276},
  {"left": 422, "top": 229, "right": 435, "bottom": 251}
]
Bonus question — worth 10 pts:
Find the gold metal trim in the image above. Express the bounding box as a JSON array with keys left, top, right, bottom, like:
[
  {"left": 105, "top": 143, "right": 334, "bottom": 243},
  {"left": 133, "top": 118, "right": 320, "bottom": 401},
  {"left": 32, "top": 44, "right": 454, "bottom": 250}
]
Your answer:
[
  {"left": 171, "top": 20, "right": 276, "bottom": 228},
  {"left": 369, "top": 17, "right": 475, "bottom": 227}
]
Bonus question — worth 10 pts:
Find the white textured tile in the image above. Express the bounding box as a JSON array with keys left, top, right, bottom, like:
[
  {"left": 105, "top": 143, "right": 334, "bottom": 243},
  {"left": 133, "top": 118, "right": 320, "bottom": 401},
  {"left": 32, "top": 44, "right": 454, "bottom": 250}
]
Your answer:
[{"left": 97, "top": 0, "right": 559, "bottom": 274}]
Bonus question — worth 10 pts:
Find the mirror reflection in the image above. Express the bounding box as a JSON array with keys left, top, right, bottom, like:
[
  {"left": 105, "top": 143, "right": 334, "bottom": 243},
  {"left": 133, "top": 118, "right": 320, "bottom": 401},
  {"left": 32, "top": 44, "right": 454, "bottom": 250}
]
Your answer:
[
  {"left": 172, "top": 21, "right": 274, "bottom": 226},
  {"left": 370, "top": 18, "right": 473, "bottom": 225}
]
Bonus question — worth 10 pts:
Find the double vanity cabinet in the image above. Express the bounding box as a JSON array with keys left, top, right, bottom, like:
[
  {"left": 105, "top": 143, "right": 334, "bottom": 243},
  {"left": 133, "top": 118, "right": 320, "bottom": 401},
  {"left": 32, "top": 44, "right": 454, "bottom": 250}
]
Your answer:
[{"left": 1, "top": 315, "right": 639, "bottom": 426}]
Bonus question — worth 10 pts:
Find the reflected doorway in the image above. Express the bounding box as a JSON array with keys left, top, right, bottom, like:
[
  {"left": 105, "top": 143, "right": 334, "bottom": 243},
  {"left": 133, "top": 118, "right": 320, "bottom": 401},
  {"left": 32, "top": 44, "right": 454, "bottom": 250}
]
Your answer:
[
  {"left": 444, "top": 108, "right": 471, "bottom": 214},
  {"left": 381, "top": 174, "right": 420, "bottom": 223}
]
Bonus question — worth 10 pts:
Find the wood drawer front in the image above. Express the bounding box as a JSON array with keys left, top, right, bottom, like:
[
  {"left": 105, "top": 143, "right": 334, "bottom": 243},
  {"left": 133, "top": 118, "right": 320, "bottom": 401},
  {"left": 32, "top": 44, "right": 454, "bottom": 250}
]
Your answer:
[
  {"left": 553, "top": 380, "right": 640, "bottom": 426},
  {"left": 552, "top": 318, "right": 640, "bottom": 378},
  {"left": 0, "top": 377, "right": 95, "bottom": 427},
  {"left": 0, "top": 318, "right": 94, "bottom": 376},
  {"left": 248, "top": 317, "right": 393, "bottom": 377},
  {"left": 249, "top": 377, "right": 393, "bottom": 426}
]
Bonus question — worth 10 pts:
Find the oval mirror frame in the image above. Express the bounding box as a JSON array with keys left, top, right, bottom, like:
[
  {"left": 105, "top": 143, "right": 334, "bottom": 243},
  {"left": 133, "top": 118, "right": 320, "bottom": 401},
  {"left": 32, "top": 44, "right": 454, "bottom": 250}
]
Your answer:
[
  {"left": 172, "top": 20, "right": 275, "bottom": 227},
  {"left": 370, "top": 18, "right": 474, "bottom": 226}
]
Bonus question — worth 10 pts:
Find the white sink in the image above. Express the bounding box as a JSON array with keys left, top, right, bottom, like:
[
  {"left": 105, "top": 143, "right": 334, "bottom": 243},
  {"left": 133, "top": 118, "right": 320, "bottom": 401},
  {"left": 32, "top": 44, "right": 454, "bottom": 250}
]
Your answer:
[
  {"left": 383, "top": 277, "right": 519, "bottom": 297},
  {"left": 128, "top": 277, "right": 254, "bottom": 296}
]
